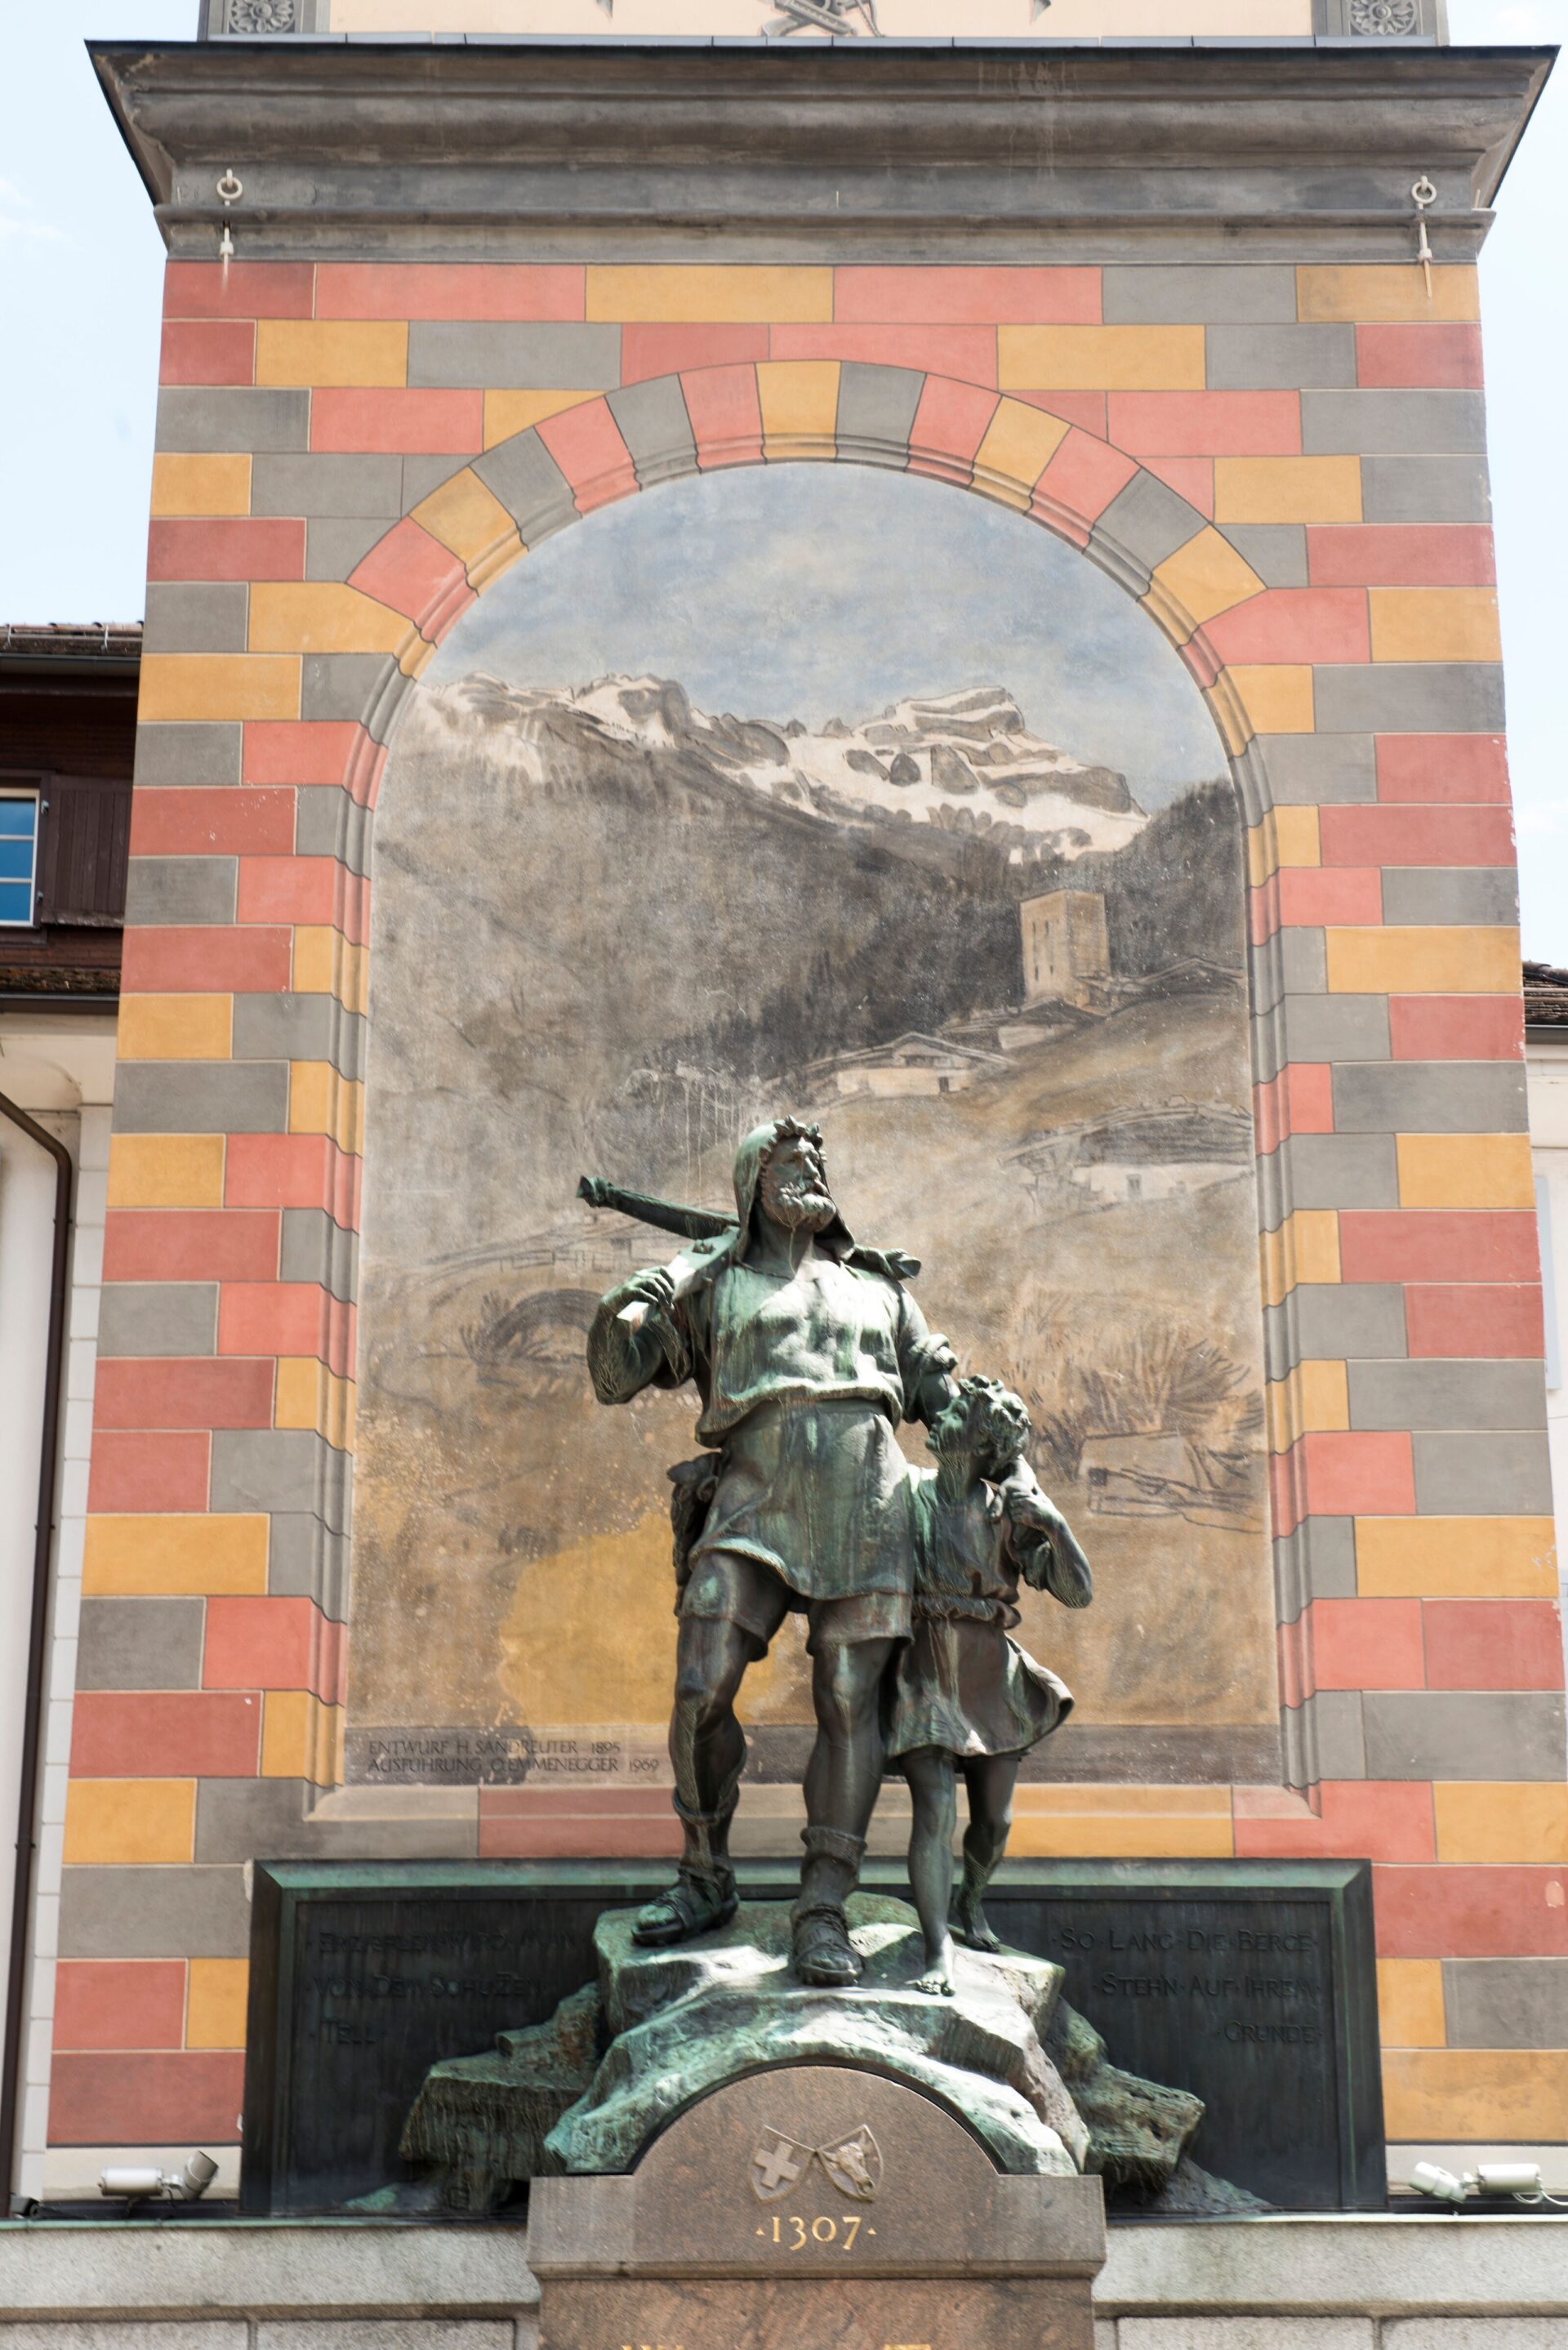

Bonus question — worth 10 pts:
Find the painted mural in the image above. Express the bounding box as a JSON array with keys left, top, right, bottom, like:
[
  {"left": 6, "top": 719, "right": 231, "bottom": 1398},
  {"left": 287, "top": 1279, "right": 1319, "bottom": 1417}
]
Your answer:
[{"left": 347, "top": 463, "right": 1272, "bottom": 1787}]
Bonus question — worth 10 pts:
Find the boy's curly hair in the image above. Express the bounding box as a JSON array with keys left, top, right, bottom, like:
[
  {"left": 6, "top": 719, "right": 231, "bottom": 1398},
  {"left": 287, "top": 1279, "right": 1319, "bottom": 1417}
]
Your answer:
[{"left": 935, "top": 1373, "right": 1032, "bottom": 1480}]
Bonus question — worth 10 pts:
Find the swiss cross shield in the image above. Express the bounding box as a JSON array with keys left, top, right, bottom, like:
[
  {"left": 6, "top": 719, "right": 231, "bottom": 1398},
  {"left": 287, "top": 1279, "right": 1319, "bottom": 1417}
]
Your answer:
[{"left": 751, "top": 2129, "right": 810, "bottom": 2201}]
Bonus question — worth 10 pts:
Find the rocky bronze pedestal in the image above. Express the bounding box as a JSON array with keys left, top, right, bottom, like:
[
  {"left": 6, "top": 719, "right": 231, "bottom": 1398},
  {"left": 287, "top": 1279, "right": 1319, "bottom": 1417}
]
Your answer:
[{"left": 529, "top": 2063, "right": 1106, "bottom": 2350}]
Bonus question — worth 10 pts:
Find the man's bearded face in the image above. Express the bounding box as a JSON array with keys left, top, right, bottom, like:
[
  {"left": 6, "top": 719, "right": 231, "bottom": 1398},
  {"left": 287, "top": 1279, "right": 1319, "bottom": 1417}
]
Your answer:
[{"left": 760, "top": 1134, "right": 837, "bottom": 1235}]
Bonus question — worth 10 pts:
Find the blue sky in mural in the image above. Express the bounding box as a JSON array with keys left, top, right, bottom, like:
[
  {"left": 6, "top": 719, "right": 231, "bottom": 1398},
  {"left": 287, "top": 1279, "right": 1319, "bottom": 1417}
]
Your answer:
[{"left": 428, "top": 464, "right": 1223, "bottom": 809}]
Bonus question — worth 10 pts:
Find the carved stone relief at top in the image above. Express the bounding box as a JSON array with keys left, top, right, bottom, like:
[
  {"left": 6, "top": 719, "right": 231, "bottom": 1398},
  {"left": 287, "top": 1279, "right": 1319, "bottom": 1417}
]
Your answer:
[
  {"left": 228, "top": 0, "right": 297, "bottom": 28},
  {"left": 1348, "top": 0, "right": 1421, "bottom": 32}
]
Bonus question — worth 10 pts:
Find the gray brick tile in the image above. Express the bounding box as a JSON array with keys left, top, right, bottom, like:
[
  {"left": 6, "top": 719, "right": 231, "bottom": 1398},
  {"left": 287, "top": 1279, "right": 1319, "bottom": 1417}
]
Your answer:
[
  {"left": 1258, "top": 993, "right": 1390, "bottom": 1079},
  {"left": 113, "top": 1062, "right": 289, "bottom": 1137},
  {"left": 1333, "top": 1061, "right": 1527, "bottom": 1136},
  {"left": 1381, "top": 867, "right": 1520, "bottom": 928},
  {"left": 1414, "top": 1431, "right": 1554, "bottom": 1515},
  {"left": 281, "top": 1206, "right": 359, "bottom": 1302},
  {"left": 1283, "top": 1691, "right": 1366, "bottom": 1783},
  {"left": 142, "top": 582, "right": 249, "bottom": 656},
  {"left": 1091, "top": 470, "right": 1206, "bottom": 591},
  {"left": 97, "top": 1282, "right": 218, "bottom": 1360},
  {"left": 1274, "top": 1518, "right": 1358, "bottom": 1618},
  {"left": 231, "top": 991, "right": 364, "bottom": 1079},
  {"left": 306, "top": 515, "right": 395, "bottom": 582},
  {"left": 0, "top": 2325, "right": 248, "bottom": 2348},
  {"left": 75, "top": 1597, "right": 206, "bottom": 1691},
  {"left": 256, "top": 2328, "right": 511, "bottom": 2350},
  {"left": 1364, "top": 1691, "right": 1566, "bottom": 1781},
  {"left": 1255, "top": 731, "right": 1377, "bottom": 806},
  {"left": 1350, "top": 1360, "right": 1546, "bottom": 1432},
  {"left": 1104, "top": 265, "right": 1298, "bottom": 323},
  {"left": 1205, "top": 322, "right": 1357, "bottom": 389},
  {"left": 269, "top": 1514, "right": 350, "bottom": 1619},
  {"left": 294, "top": 785, "right": 371, "bottom": 876},
  {"left": 1250, "top": 927, "right": 1328, "bottom": 1017},
  {"left": 1312, "top": 663, "right": 1504, "bottom": 735},
  {"left": 1443, "top": 1958, "right": 1568, "bottom": 2050},
  {"left": 1272, "top": 1133, "right": 1400, "bottom": 1211},
  {"left": 59, "top": 1864, "right": 251, "bottom": 1959},
  {"left": 195, "top": 1778, "right": 475, "bottom": 1862},
  {"left": 1303, "top": 389, "right": 1487, "bottom": 456},
  {"left": 155, "top": 387, "right": 310, "bottom": 454},
  {"left": 1266, "top": 1283, "right": 1406, "bottom": 1378},
  {"left": 1219, "top": 524, "right": 1307, "bottom": 587},
  {"left": 1361, "top": 455, "right": 1491, "bottom": 525},
  {"left": 401, "top": 455, "right": 468, "bottom": 511},
  {"left": 1120, "top": 2325, "right": 1372, "bottom": 2350},
  {"left": 607, "top": 376, "right": 697, "bottom": 488},
  {"left": 124, "top": 856, "right": 238, "bottom": 928},
  {"left": 212, "top": 1429, "right": 350, "bottom": 1531},
  {"left": 473, "top": 430, "right": 577, "bottom": 545},
  {"left": 301, "top": 652, "right": 401, "bottom": 733},
  {"left": 134, "top": 722, "right": 243, "bottom": 790},
  {"left": 835, "top": 362, "right": 924, "bottom": 463},
  {"left": 251, "top": 452, "right": 403, "bottom": 518},
  {"left": 408, "top": 322, "right": 620, "bottom": 390}
]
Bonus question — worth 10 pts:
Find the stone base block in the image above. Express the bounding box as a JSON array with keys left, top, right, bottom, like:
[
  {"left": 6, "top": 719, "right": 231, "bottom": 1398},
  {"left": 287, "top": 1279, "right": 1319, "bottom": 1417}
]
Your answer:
[{"left": 541, "top": 2273, "right": 1098, "bottom": 2350}]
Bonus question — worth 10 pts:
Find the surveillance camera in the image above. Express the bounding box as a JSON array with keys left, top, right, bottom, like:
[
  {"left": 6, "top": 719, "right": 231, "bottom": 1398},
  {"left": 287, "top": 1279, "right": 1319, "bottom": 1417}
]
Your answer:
[{"left": 1409, "top": 2160, "right": 1468, "bottom": 2205}]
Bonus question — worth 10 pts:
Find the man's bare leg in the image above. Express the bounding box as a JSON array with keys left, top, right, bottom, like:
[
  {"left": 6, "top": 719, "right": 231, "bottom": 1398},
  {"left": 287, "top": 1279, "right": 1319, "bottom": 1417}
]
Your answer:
[
  {"left": 794, "top": 1636, "right": 897, "bottom": 1985},
  {"left": 635, "top": 1613, "right": 752, "bottom": 1946}
]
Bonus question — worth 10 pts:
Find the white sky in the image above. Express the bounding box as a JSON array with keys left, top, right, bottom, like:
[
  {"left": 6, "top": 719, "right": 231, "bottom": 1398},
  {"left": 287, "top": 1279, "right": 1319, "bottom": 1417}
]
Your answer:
[{"left": 1, "top": 2, "right": 1563, "bottom": 952}]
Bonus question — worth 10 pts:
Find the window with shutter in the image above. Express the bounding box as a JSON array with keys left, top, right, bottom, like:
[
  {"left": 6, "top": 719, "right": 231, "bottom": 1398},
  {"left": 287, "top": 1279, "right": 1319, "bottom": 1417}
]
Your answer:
[
  {"left": 32, "top": 774, "right": 132, "bottom": 928},
  {"left": 0, "top": 790, "right": 41, "bottom": 927}
]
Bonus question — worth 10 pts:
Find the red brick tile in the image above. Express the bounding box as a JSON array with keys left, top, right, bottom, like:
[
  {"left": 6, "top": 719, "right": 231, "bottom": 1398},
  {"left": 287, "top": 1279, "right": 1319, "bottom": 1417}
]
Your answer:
[
  {"left": 225, "top": 1135, "right": 359, "bottom": 1223},
  {"left": 1303, "top": 1597, "right": 1427, "bottom": 1692},
  {"left": 243, "top": 721, "right": 364, "bottom": 787},
  {"left": 310, "top": 390, "right": 483, "bottom": 455},
  {"left": 621, "top": 325, "right": 767, "bottom": 384},
  {"left": 235, "top": 854, "right": 346, "bottom": 928},
  {"left": 1405, "top": 1282, "right": 1544, "bottom": 1361},
  {"left": 1339, "top": 1210, "right": 1539, "bottom": 1286},
  {"left": 1250, "top": 867, "right": 1382, "bottom": 943},
  {"left": 49, "top": 2050, "right": 247, "bottom": 2146},
  {"left": 1356, "top": 323, "right": 1485, "bottom": 390},
  {"left": 159, "top": 321, "right": 256, "bottom": 388},
  {"left": 536, "top": 399, "right": 638, "bottom": 513},
  {"left": 1206, "top": 586, "right": 1370, "bottom": 667},
  {"left": 1307, "top": 525, "right": 1494, "bottom": 589},
  {"left": 203, "top": 1596, "right": 345, "bottom": 1701},
  {"left": 130, "top": 788, "right": 296, "bottom": 859},
  {"left": 1388, "top": 996, "right": 1524, "bottom": 1064},
  {"left": 679, "top": 365, "right": 764, "bottom": 470},
  {"left": 315, "top": 263, "right": 584, "bottom": 321},
  {"left": 476, "top": 1789, "right": 681, "bottom": 1859},
  {"left": 163, "top": 261, "right": 313, "bottom": 320},
  {"left": 834, "top": 267, "right": 1100, "bottom": 324},
  {"left": 1008, "top": 391, "right": 1107, "bottom": 437},
  {"left": 1319, "top": 803, "right": 1515, "bottom": 868},
  {"left": 1254, "top": 1064, "right": 1334, "bottom": 1154},
  {"left": 1424, "top": 1599, "right": 1563, "bottom": 1691},
  {"left": 1271, "top": 1431, "right": 1416, "bottom": 1538},
  {"left": 1108, "top": 391, "right": 1299, "bottom": 457},
  {"left": 1373, "top": 1867, "right": 1568, "bottom": 1959},
  {"left": 120, "top": 929, "right": 292, "bottom": 996},
  {"left": 55, "top": 1961, "right": 187, "bottom": 2053},
  {"left": 104, "top": 1211, "right": 280, "bottom": 1286},
  {"left": 907, "top": 377, "right": 998, "bottom": 483},
  {"left": 87, "top": 1431, "right": 211, "bottom": 1516},
  {"left": 1376, "top": 734, "right": 1509, "bottom": 804},
  {"left": 92, "top": 1358, "right": 274, "bottom": 1434},
  {"left": 1235, "top": 1781, "right": 1435, "bottom": 1862},
  {"left": 216, "top": 1283, "right": 354, "bottom": 1377},
  {"left": 1036, "top": 427, "right": 1138, "bottom": 527},
  {"left": 1140, "top": 457, "right": 1212, "bottom": 518},
  {"left": 72, "top": 1691, "right": 261, "bottom": 1777},
  {"left": 771, "top": 323, "right": 995, "bottom": 383},
  {"left": 147, "top": 519, "right": 305, "bottom": 585},
  {"left": 349, "top": 518, "right": 471, "bottom": 635}
]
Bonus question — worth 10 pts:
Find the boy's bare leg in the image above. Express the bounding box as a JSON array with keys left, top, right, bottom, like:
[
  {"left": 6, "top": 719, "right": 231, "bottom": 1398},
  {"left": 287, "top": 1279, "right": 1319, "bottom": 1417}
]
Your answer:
[
  {"left": 902, "top": 1748, "right": 959, "bottom": 1994},
  {"left": 954, "top": 1755, "right": 1021, "bottom": 1953}
]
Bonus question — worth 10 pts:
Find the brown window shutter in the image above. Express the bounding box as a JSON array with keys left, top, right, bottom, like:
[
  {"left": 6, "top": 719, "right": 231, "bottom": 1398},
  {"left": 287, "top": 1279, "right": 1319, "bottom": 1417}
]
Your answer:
[{"left": 34, "top": 774, "right": 131, "bottom": 927}]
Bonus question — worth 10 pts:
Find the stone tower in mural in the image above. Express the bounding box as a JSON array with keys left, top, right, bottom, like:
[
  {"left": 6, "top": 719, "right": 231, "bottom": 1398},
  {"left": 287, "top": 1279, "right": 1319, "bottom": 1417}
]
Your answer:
[{"left": 1021, "top": 889, "right": 1111, "bottom": 1009}]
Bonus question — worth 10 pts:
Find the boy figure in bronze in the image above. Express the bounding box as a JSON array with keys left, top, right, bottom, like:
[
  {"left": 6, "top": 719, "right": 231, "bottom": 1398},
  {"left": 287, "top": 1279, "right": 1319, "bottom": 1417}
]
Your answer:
[
  {"left": 887, "top": 1376, "right": 1093, "bottom": 1995},
  {"left": 587, "top": 1118, "right": 957, "bottom": 1988}
]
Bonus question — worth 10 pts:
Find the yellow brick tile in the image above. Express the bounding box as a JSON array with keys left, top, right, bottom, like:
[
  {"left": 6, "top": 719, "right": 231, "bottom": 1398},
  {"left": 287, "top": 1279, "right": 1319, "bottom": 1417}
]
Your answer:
[
  {"left": 1435, "top": 1782, "right": 1568, "bottom": 1866},
  {"left": 63, "top": 1780, "right": 195, "bottom": 1866},
  {"left": 1396, "top": 1131, "right": 1535, "bottom": 1210},
  {"left": 1378, "top": 1959, "right": 1446, "bottom": 2050},
  {"left": 483, "top": 389, "right": 598, "bottom": 449},
  {"left": 1369, "top": 588, "right": 1503, "bottom": 666},
  {"left": 262, "top": 1691, "right": 344, "bottom": 1786},
  {"left": 255, "top": 319, "right": 408, "bottom": 388},
  {"left": 82, "top": 1514, "right": 270, "bottom": 1598},
  {"left": 999, "top": 324, "right": 1205, "bottom": 391},
  {"left": 1297, "top": 265, "right": 1481, "bottom": 324},
  {"left": 1009, "top": 1803, "right": 1234, "bottom": 1859},
  {"left": 757, "top": 360, "right": 840, "bottom": 451},
  {"left": 1383, "top": 2050, "right": 1568, "bottom": 2144},
  {"left": 971, "top": 400, "right": 1071, "bottom": 508},
  {"left": 139, "top": 656, "right": 300, "bottom": 725},
  {"left": 1012, "top": 1784, "right": 1232, "bottom": 1816},
  {"left": 150, "top": 453, "right": 252, "bottom": 519},
  {"left": 292, "top": 927, "right": 368, "bottom": 1015},
  {"left": 1214, "top": 457, "right": 1362, "bottom": 525},
  {"left": 1325, "top": 925, "right": 1521, "bottom": 997},
  {"left": 249, "top": 583, "right": 419, "bottom": 674},
  {"left": 586, "top": 266, "right": 832, "bottom": 324},
  {"left": 288, "top": 1062, "right": 364, "bottom": 1155},
  {"left": 412, "top": 466, "right": 522, "bottom": 571},
  {"left": 1260, "top": 1209, "right": 1341, "bottom": 1308},
  {"left": 187, "top": 1959, "right": 250, "bottom": 2050},
  {"left": 117, "top": 995, "right": 233, "bottom": 1063},
  {"left": 1267, "top": 1358, "right": 1351, "bottom": 1452},
  {"left": 1228, "top": 665, "right": 1314, "bottom": 737},
  {"left": 1147, "top": 528, "right": 1265, "bottom": 637},
  {"left": 1248, "top": 805, "right": 1321, "bottom": 887},
  {"left": 107, "top": 1134, "right": 225, "bottom": 1209},
  {"left": 275, "top": 1357, "right": 356, "bottom": 1451},
  {"left": 1356, "top": 1515, "right": 1557, "bottom": 1599}
]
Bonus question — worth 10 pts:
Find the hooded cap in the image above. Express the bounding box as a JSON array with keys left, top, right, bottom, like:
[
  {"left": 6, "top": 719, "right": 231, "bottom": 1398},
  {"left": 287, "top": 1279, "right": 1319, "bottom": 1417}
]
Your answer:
[{"left": 731, "top": 1117, "right": 857, "bottom": 1263}]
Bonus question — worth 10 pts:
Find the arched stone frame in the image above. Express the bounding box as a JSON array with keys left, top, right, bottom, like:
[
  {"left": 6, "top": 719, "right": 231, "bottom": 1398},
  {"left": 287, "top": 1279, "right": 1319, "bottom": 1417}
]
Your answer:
[{"left": 289, "top": 360, "right": 1329, "bottom": 1805}]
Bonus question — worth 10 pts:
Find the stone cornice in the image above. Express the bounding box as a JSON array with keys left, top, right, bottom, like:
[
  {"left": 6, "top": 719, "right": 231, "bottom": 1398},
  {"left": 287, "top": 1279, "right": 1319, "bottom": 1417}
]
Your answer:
[{"left": 91, "top": 39, "right": 1554, "bottom": 261}]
